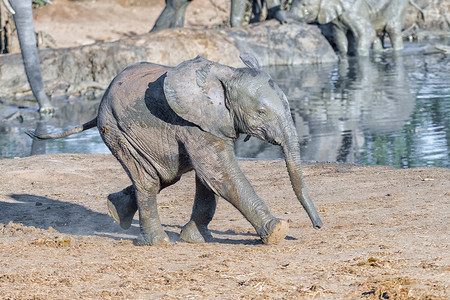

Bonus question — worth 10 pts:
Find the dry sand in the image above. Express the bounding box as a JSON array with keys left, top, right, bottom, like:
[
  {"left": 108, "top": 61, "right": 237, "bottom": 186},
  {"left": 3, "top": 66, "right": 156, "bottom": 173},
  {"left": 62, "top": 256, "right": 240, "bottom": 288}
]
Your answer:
[{"left": 0, "top": 154, "right": 448, "bottom": 299}]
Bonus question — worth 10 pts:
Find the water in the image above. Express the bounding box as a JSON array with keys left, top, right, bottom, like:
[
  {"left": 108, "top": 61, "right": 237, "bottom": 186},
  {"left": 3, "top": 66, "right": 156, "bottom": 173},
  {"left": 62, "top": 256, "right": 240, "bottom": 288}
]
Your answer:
[
  {"left": 236, "top": 43, "right": 450, "bottom": 168},
  {"left": 1, "top": 42, "right": 449, "bottom": 169}
]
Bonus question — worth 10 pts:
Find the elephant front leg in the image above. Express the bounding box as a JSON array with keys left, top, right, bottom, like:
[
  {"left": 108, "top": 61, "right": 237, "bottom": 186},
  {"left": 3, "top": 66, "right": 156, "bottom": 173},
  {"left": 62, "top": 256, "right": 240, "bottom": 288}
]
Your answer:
[
  {"left": 332, "top": 26, "right": 349, "bottom": 56},
  {"left": 180, "top": 175, "right": 218, "bottom": 243},
  {"left": 230, "top": 0, "right": 247, "bottom": 27},
  {"left": 386, "top": 26, "right": 404, "bottom": 51},
  {"left": 353, "top": 25, "right": 376, "bottom": 56},
  {"left": 372, "top": 35, "right": 385, "bottom": 52},
  {"left": 189, "top": 144, "right": 289, "bottom": 245},
  {"left": 135, "top": 184, "right": 170, "bottom": 246}
]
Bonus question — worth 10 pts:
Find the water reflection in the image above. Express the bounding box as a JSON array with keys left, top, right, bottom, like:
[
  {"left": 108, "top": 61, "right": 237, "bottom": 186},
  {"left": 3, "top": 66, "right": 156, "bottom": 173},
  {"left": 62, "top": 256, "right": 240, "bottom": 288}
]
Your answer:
[
  {"left": 235, "top": 48, "right": 450, "bottom": 168},
  {"left": 236, "top": 54, "right": 416, "bottom": 161},
  {"left": 1, "top": 44, "right": 449, "bottom": 168},
  {"left": 30, "top": 117, "right": 48, "bottom": 156},
  {"left": 0, "top": 98, "right": 106, "bottom": 158}
]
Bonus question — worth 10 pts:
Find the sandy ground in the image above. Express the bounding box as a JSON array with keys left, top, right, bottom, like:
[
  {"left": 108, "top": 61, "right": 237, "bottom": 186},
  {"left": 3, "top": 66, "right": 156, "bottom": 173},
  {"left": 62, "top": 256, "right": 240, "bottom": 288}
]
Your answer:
[
  {"left": 33, "top": 0, "right": 230, "bottom": 49},
  {"left": 0, "top": 154, "right": 449, "bottom": 299}
]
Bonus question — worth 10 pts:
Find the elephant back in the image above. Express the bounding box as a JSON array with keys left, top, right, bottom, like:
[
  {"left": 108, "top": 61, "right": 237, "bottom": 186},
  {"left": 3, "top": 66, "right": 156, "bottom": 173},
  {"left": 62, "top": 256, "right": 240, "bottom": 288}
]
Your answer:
[
  {"left": 97, "top": 62, "right": 174, "bottom": 134},
  {"left": 104, "top": 62, "right": 172, "bottom": 110}
]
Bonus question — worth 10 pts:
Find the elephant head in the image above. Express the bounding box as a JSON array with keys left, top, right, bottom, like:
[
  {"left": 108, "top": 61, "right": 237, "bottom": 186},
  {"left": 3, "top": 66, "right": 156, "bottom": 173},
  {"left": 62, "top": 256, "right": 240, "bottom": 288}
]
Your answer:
[
  {"left": 289, "top": 0, "right": 345, "bottom": 24},
  {"left": 164, "top": 54, "right": 322, "bottom": 229}
]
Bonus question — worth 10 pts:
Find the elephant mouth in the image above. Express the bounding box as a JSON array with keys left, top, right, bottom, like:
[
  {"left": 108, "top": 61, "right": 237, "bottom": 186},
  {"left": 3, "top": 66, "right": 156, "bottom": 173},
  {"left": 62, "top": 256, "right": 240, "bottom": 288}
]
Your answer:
[
  {"left": 260, "top": 135, "right": 279, "bottom": 146},
  {"left": 244, "top": 126, "right": 280, "bottom": 146},
  {"left": 255, "top": 130, "right": 278, "bottom": 145},
  {"left": 262, "top": 131, "right": 279, "bottom": 146},
  {"left": 267, "top": 138, "right": 278, "bottom": 145},
  {"left": 244, "top": 133, "right": 277, "bottom": 145}
]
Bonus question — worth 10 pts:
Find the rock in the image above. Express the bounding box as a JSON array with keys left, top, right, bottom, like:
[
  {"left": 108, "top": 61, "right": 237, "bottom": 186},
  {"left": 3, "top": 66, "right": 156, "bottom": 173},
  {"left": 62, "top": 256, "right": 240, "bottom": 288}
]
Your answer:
[
  {"left": 0, "top": 105, "right": 20, "bottom": 121},
  {"left": 404, "top": 0, "right": 450, "bottom": 31},
  {"left": 0, "top": 20, "right": 336, "bottom": 100}
]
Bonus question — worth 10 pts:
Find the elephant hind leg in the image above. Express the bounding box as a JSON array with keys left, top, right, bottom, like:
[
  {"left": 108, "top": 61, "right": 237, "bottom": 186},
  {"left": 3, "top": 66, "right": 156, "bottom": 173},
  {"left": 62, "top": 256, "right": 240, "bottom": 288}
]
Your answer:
[
  {"left": 104, "top": 134, "right": 169, "bottom": 245},
  {"left": 180, "top": 175, "right": 218, "bottom": 243},
  {"left": 386, "top": 24, "right": 404, "bottom": 51},
  {"left": 134, "top": 182, "right": 170, "bottom": 246},
  {"left": 107, "top": 185, "right": 137, "bottom": 230}
]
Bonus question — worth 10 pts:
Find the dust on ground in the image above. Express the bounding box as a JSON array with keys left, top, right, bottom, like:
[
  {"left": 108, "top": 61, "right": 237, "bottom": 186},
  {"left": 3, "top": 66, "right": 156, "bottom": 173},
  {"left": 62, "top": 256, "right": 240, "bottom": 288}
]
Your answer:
[{"left": 0, "top": 154, "right": 449, "bottom": 299}]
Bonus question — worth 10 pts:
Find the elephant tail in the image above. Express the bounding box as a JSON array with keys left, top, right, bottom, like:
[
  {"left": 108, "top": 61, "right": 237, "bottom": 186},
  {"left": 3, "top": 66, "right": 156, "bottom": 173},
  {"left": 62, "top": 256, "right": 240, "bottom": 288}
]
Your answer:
[{"left": 26, "top": 117, "right": 98, "bottom": 140}]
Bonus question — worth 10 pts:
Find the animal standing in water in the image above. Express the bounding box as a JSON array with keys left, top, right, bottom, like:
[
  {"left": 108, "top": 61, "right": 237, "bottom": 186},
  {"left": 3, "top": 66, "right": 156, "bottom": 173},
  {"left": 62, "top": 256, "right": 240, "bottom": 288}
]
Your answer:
[{"left": 289, "top": 0, "right": 424, "bottom": 55}]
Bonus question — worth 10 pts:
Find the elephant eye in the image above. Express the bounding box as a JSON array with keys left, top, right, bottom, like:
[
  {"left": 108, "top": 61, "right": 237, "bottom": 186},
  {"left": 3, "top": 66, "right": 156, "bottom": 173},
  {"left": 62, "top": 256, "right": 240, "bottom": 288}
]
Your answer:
[{"left": 258, "top": 109, "right": 266, "bottom": 116}]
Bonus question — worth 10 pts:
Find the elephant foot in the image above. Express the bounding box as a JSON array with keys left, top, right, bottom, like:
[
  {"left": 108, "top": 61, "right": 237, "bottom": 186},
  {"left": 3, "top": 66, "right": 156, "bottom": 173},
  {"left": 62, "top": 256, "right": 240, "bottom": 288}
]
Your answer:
[
  {"left": 107, "top": 186, "right": 138, "bottom": 230},
  {"left": 180, "top": 220, "right": 213, "bottom": 243},
  {"left": 260, "top": 218, "right": 289, "bottom": 245},
  {"left": 135, "top": 230, "right": 170, "bottom": 246}
]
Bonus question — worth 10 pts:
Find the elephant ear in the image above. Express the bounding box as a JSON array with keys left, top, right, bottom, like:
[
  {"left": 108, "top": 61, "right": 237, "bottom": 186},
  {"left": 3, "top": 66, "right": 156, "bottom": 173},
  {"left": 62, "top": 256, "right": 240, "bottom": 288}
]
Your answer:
[
  {"left": 318, "top": 0, "right": 345, "bottom": 24},
  {"left": 240, "top": 53, "right": 261, "bottom": 69},
  {"left": 164, "top": 56, "right": 236, "bottom": 139}
]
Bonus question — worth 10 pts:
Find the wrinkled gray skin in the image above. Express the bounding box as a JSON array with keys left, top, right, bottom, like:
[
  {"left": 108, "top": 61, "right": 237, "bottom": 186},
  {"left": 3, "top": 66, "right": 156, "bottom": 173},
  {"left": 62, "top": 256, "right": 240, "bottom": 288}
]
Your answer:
[
  {"left": 3, "top": 0, "right": 54, "bottom": 113},
  {"left": 230, "top": 0, "right": 287, "bottom": 27},
  {"left": 150, "top": 0, "right": 191, "bottom": 32},
  {"left": 28, "top": 54, "right": 322, "bottom": 246},
  {"left": 288, "top": 0, "right": 418, "bottom": 56}
]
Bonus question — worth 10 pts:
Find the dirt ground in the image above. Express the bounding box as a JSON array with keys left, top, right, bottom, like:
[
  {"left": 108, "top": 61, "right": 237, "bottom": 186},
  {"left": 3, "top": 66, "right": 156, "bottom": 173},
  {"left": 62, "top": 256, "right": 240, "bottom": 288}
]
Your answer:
[
  {"left": 0, "top": 154, "right": 449, "bottom": 299},
  {"left": 32, "top": 0, "right": 230, "bottom": 49}
]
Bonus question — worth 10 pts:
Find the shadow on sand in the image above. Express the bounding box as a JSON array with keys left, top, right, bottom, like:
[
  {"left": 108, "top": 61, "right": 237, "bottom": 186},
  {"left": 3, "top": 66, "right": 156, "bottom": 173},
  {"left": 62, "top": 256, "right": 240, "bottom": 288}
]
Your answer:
[{"left": 2, "top": 194, "right": 295, "bottom": 245}]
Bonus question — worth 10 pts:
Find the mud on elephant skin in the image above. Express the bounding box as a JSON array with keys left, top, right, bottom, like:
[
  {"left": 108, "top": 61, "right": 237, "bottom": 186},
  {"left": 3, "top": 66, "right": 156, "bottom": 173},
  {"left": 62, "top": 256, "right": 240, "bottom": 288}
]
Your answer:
[
  {"left": 288, "top": 0, "right": 423, "bottom": 56},
  {"left": 28, "top": 54, "right": 322, "bottom": 246}
]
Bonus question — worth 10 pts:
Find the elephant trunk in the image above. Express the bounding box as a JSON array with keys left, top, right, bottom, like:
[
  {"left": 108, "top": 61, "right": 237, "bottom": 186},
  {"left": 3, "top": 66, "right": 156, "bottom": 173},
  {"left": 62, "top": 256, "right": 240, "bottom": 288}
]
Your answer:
[{"left": 281, "top": 128, "right": 322, "bottom": 229}]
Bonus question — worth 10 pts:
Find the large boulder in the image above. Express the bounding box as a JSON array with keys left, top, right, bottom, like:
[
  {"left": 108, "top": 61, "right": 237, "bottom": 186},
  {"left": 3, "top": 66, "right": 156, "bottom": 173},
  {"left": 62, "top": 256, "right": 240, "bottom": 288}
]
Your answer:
[{"left": 0, "top": 20, "right": 336, "bottom": 102}]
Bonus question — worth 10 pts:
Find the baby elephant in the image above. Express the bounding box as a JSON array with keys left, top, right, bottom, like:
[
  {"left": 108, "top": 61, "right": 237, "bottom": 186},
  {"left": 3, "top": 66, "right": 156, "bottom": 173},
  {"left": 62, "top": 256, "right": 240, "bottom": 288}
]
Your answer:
[{"left": 29, "top": 54, "right": 322, "bottom": 245}]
